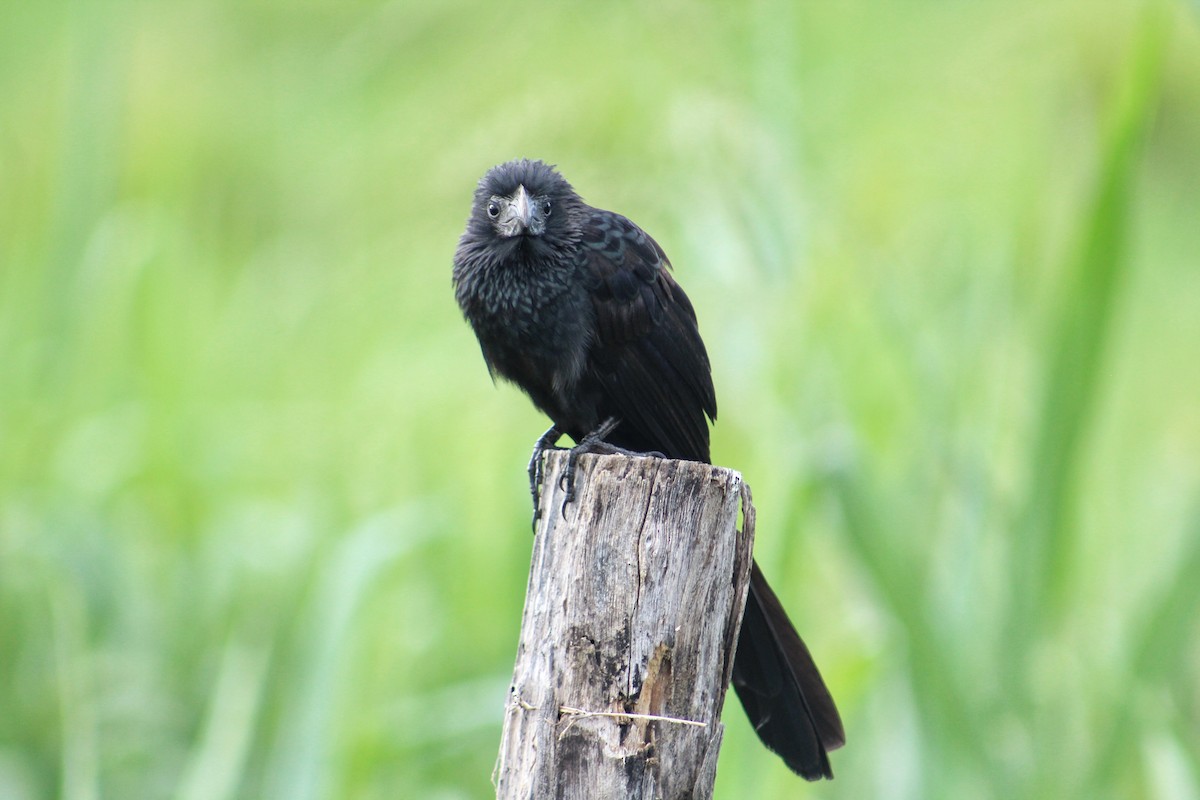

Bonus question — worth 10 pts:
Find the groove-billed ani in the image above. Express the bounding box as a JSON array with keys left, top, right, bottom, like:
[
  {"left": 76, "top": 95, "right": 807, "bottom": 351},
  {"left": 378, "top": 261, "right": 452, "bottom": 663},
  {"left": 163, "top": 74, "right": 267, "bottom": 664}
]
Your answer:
[{"left": 453, "top": 159, "right": 845, "bottom": 780}]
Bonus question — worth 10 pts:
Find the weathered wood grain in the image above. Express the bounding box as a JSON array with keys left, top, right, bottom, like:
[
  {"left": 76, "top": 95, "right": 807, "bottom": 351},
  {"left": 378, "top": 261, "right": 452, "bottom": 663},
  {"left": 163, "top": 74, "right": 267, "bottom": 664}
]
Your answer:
[{"left": 495, "top": 451, "right": 756, "bottom": 800}]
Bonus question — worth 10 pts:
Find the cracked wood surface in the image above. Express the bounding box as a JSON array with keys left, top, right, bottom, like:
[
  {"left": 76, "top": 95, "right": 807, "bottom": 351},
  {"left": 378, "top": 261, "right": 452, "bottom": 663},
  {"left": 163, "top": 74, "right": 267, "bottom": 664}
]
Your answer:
[{"left": 495, "top": 451, "right": 756, "bottom": 800}]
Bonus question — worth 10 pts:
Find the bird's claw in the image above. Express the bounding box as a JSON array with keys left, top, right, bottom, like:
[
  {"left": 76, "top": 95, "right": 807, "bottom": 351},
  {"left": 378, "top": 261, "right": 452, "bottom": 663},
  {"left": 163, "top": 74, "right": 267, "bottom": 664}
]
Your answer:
[
  {"left": 558, "top": 448, "right": 583, "bottom": 513},
  {"left": 556, "top": 417, "right": 623, "bottom": 518},
  {"left": 528, "top": 426, "right": 561, "bottom": 532},
  {"left": 529, "top": 417, "right": 648, "bottom": 522}
]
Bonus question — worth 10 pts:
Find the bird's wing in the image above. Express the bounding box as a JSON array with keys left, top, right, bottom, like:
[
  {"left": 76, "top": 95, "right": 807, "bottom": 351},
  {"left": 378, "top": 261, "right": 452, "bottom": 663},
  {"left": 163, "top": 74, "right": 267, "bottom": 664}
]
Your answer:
[{"left": 579, "top": 210, "right": 717, "bottom": 463}]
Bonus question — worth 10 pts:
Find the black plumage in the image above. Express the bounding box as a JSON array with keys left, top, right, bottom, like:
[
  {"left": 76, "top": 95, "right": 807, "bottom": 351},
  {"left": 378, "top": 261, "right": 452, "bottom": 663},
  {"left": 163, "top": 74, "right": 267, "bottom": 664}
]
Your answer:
[{"left": 453, "top": 159, "right": 845, "bottom": 780}]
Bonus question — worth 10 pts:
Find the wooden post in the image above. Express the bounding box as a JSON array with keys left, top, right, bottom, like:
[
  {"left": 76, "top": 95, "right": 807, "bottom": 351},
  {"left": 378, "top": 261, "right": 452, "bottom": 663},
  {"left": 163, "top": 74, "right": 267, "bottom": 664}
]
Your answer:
[{"left": 494, "top": 451, "right": 756, "bottom": 800}]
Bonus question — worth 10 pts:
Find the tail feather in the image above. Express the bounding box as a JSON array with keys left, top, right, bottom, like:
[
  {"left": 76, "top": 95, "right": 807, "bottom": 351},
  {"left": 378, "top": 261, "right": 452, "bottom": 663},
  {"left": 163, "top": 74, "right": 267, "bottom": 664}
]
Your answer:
[{"left": 731, "top": 561, "right": 844, "bottom": 780}]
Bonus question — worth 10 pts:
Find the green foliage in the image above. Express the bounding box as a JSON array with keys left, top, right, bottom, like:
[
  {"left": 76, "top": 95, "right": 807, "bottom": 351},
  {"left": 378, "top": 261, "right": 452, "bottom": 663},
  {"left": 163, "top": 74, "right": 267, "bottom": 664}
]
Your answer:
[{"left": 1, "top": 1, "right": 1198, "bottom": 798}]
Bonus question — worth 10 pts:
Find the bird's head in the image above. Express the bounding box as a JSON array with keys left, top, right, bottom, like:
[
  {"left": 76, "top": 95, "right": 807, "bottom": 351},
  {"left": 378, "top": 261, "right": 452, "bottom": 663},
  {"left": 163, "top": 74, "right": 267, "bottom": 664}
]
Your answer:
[{"left": 466, "top": 159, "right": 582, "bottom": 255}]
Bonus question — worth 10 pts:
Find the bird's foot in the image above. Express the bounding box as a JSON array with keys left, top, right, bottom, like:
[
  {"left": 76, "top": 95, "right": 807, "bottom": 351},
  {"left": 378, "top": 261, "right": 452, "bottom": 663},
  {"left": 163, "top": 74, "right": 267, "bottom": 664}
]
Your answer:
[
  {"left": 557, "top": 418, "right": 664, "bottom": 517},
  {"left": 528, "top": 425, "right": 562, "bottom": 531}
]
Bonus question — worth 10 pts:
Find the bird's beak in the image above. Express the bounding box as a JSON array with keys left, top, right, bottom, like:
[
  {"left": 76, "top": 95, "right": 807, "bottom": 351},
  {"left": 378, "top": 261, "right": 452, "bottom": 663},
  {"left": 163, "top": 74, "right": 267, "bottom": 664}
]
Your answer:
[{"left": 511, "top": 185, "right": 534, "bottom": 232}]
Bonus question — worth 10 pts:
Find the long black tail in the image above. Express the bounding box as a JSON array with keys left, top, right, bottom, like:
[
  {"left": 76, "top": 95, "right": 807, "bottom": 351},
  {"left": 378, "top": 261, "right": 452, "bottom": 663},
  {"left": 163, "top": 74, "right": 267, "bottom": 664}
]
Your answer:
[{"left": 730, "top": 561, "right": 845, "bottom": 780}]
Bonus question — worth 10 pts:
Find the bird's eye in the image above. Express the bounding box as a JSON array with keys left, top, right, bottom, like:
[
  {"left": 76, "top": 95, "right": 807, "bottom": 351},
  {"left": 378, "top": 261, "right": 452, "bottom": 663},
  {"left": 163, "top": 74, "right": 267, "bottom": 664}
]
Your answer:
[
  {"left": 541, "top": 200, "right": 552, "bottom": 216},
  {"left": 486, "top": 202, "right": 500, "bottom": 219}
]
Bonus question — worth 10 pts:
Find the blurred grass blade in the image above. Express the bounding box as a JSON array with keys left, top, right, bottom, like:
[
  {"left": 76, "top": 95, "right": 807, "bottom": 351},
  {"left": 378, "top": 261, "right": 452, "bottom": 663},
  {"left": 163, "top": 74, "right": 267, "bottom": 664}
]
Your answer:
[
  {"left": 175, "top": 637, "right": 272, "bottom": 800},
  {"left": 1129, "top": 503, "right": 1200, "bottom": 684},
  {"left": 1084, "top": 500, "right": 1200, "bottom": 796},
  {"left": 1018, "top": 8, "right": 1168, "bottom": 622},
  {"left": 263, "top": 507, "right": 429, "bottom": 800},
  {"left": 823, "top": 458, "right": 990, "bottom": 774},
  {"left": 51, "top": 585, "right": 99, "bottom": 800}
]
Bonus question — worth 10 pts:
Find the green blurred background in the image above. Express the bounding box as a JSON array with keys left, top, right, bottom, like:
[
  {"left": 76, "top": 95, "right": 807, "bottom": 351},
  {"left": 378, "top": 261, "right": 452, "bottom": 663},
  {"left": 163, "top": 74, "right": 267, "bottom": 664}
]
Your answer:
[{"left": 2, "top": 1, "right": 1199, "bottom": 797}]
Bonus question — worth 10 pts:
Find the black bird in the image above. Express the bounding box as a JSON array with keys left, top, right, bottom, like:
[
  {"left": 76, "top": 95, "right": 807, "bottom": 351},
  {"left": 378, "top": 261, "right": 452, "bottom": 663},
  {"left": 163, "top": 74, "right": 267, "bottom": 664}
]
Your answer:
[{"left": 453, "top": 159, "right": 845, "bottom": 780}]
